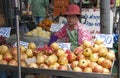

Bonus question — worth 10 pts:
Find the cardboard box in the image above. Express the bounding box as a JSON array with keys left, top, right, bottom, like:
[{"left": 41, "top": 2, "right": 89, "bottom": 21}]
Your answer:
[{"left": 0, "top": 14, "right": 5, "bottom": 26}]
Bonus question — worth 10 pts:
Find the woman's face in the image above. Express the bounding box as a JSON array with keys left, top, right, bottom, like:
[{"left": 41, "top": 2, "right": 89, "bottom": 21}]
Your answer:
[{"left": 66, "top": 15, "right": 78, "bottom": 26}]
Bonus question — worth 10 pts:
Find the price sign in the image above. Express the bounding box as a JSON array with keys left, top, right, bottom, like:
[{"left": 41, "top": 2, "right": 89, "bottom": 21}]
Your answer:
[
  {"left": 67, "top": 64, "right": 72, "bottom": 71},
  {"left": 14, "top": 41, "right": 29, "bottom": 48},
  {"left": 58, "top": 43, "right": 71, "bottom": 51},
  {"left": 0, "top": 27, "right": 11, "bottom": 37},
  {"left": 50, "top": 23, "right": 64, "bottom": 32},
  {"left": 25, "top": 57, "right": 36, "bottom": 65},
  {"left": 95, "top": 34, "right": 113, "bottom": 48}
]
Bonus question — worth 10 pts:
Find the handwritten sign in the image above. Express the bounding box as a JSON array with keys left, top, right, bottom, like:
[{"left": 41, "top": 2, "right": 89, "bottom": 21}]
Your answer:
[
  {"left": 0, "top": 27, "right": 11, "bottom": 37},
  {"left": 81, "top": 9, "right": 100, "bottom": 27},
  {"left": 95, "top": 34, "right": 114, "bottom": 48},
  {"left": 81, "top": 9, "right": 114, "bottom": 38},
  {"left": 81, "top": 9, "right": 100, "bottom": 39},
  {"left": 58, "top": 43, "right": 71, "bottom": 51},
  {"left": 14, "top": 41, "right": 29, "bottom": 48},
  {"left": 50, "top": 23, "right": 64, "bottom": 32},
  {"left": 25, "top": 57, "right": 36, "bottom": 65}
]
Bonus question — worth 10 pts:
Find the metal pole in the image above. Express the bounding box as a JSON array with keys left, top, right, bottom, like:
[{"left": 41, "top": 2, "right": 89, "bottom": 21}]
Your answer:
[
  {"left": 118, "top": 7, "right": 120, "bottom": 78},
  {"left": 14, "top": 0, "right": 21, "bottom": 78},
  {"left": 100, "top": 0, "right": 110, "bottom": 34},
  {"left": 20, "top": 0, "right": 22, "bottom": 11}
]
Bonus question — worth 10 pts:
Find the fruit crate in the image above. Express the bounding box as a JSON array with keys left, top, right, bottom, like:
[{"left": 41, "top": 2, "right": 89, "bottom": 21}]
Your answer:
[
  {"left": 21, "top": 34, "right": 50, "bottom": 47},
  {"left": 6, "top": 34, "right": 50, "bottom": 47},
  {"left": 0, "top": 63, "right": 116, "bottom": 78}
]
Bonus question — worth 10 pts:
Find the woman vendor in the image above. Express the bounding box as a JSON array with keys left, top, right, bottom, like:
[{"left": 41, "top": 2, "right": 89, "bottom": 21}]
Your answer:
[{"left": 48, "top": 4, "right": 92, "bottom": 50}]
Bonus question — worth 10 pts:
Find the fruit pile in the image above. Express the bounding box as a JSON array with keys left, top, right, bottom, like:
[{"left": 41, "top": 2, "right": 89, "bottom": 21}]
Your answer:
[
  {"left": 69, "top": 40, "right": 115, "bottom": 73},
  {"left": 0, "top": 35, "right": 12, "bottom": 47},
  {"left": 0, "top": 39, "right": 115, "bottom": 74},
  {"left": 38, "top": 19, "right": 53, "bottom": 31},
  {"left": 26, "top": 27, "right": 51, "bottom": 39},
  {"left": 0, "top": 42, "right": 37, "bottom": 67},
  {"left": 0, "top": 35, "right": 6, "bottom": 45}
]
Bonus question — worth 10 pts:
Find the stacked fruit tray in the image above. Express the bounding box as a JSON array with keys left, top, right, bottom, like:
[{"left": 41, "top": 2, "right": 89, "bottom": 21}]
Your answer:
[
  {"left": 0, "top": 64, "right": 113, "bottom": 78},
  {"left": 0, "top": 39, "right": 115, "bottom": 78}
]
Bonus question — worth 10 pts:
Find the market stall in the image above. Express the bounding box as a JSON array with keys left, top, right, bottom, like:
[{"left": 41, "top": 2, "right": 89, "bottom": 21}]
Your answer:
[
  {"left": 0, "top": 40, "right": 116, "bottom": 78},
  {"left": 0, "top": 0, "right": 119, "bottom": 78},
  {"left": 0, "top": 37, "right": 117, "bottom": 78},
  {"left": 0, "top": 64, "right": 116, "bottom": 78}
]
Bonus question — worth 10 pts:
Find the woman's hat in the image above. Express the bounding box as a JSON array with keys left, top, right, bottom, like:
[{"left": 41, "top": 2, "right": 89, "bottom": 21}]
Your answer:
[{"left": 63, "top": 4, "right": 81, "bottom": 15}]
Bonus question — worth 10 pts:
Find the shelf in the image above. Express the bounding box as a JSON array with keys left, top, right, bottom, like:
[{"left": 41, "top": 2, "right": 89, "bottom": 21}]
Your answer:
[{"left": 0, "top": 64, "right": 116, "bottom": 78}]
